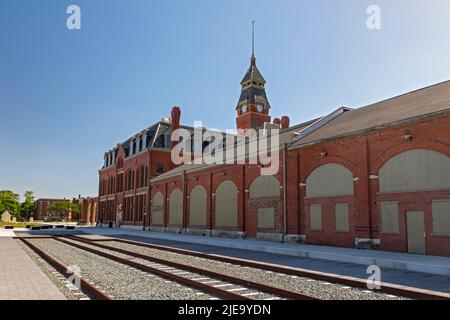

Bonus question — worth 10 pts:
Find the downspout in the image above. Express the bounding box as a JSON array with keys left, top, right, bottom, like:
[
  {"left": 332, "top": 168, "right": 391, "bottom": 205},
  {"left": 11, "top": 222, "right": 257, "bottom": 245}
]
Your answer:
[
  {"left": 146, "top": 150, "right": 152, "bottom": 231},
  {"left": 242, "top": 165, "right": 246, "bottom": 238},
  {"left": 146, "top": 184, "right": 151, "bottom": 231},
  {"left": 366, "top": 137, "right": 374, "bottom": 243},
  {"left": 209, "top": 172, "right": 213, "bottom": 234},
  {"left": 298, "top": 152, "right": 302, "bottom": 240},
  {"left": 282, "top": 143, "right": 288, "bottom": 243},
  {"left": 182, "top": 170, "right": 187, "bottom": 234}
]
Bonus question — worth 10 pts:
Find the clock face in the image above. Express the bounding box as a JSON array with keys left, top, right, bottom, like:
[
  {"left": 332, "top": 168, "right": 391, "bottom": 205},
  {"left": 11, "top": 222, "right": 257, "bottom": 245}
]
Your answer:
[
  {"left": 241, "top": 105, "right": 247, "bottom": 113},
  {"left": 256, "top": 104, "right": 264, "bottom": 112}
]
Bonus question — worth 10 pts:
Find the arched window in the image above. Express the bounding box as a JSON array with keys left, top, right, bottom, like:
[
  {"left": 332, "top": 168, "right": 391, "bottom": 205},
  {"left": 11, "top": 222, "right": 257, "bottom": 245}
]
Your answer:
[
  {"left": 169, "top": 189, "right": 183, "bottom": 226},
  {"left": 249, "top": 175, "right": 280, "bottom": 229},
  {"left": 189, "top": 185, "right": 207, "bottom": 226},
  {"left": 249, "top": 175, "right": 280, "bottom": 199},
  {"left": 151, "top": 192, "right": 164, "bottom": 225},
  {"left": 379, "top": 149, "right": 450, "bottom": 193},
  {"left": 215, "top": 180, "right": 238, "bottom": 228},
  {"left": 306, "top": 164, "right": 354, "bottom": 198}
]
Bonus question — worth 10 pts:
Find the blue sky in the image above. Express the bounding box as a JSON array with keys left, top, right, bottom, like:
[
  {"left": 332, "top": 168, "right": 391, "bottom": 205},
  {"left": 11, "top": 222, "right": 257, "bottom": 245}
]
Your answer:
[{"left": 1, "top": 0, "right": 450, "bottom": 199}]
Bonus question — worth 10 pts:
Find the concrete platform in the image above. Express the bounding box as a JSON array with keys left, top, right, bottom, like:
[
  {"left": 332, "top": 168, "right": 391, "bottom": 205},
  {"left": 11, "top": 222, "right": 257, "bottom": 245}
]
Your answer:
[
  {"left": 0, "top": 238, "right": 66, "bottom": 300},
  {"left": 80, "top": 227, "right": 450, "bottom": 277},
  {"left": 0, "top": 228, "right": 16, "bottom": 237}
]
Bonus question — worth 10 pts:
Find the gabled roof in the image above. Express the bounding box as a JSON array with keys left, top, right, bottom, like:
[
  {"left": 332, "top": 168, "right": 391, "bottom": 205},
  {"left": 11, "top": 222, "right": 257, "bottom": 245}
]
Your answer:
[
  {"left": 290, "top": 80, "right": 450, "bottom": 149},
  {"left": 288, "top": 107, "right": 353, "bottom": 149}
]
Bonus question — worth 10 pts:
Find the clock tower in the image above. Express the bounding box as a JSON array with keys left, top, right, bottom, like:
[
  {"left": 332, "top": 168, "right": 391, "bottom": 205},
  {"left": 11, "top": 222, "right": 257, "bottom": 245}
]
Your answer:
[{"left": 236, "top": 23, "right": 271, "bottom": 130}]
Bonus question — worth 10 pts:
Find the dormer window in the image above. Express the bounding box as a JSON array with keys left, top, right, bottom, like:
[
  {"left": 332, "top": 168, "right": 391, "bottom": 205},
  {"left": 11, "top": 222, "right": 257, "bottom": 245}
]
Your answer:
[{"left": 156, "top": 163, "right": 164, "bottom": 174}]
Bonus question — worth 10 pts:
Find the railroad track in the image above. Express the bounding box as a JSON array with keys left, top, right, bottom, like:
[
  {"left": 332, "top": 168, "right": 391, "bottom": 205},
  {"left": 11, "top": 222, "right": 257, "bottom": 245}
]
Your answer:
[
  {"left": 18, "top": 237, "right": 112, "bottom": 300},
  {"left": 68, "top": 235, "right": 450, "bottom": 301},
  {"left": 54, "top": 235, "right": 318, "bottom": 300},
  {"left": 18, "top": 234, "right": 450, "bottom": 300}
]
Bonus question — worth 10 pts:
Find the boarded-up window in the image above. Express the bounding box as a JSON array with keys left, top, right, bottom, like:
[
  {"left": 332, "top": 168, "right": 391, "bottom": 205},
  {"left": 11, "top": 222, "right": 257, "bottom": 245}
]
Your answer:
[
  {"left": 169, "top": 189, "right": 183, "bottom": 226},
  {"left": 306, "top": 164, "right": 353, "bottom": 198},
  {"left": 379, "top": 149, "right": 450, "bottom": 193},
  {"left": 249, "top": 175, "right": 280, "bottom": 198},
  {"left": 380, "top": 201, "right": 399, "bottom": 234},
  {"left": 249, "top": 175, "right": 279, "bottom": 230},
  {"left": 215, "top": 181, "right": 238, "bottom": 228},
  {"left": 310, "top": 204, "right": 322, "bottom": 231},
  {"left": 189, "top": 186, "right": 207, "bottom": 227},
  {"left": 151, "top": 192, "right": 164, "bottom": 225},
  {"left": 257, "top": 208, "right": 275, "bottom": 229},
  {"left": 432, "top": 199, "right": 450, "bottom": 236},
  {"left": 335, "top": 203, "right": 349, "bottom": 232}
]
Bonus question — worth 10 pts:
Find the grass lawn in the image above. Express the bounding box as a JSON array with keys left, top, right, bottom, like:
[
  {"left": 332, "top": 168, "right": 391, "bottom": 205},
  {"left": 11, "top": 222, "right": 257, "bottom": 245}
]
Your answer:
[{"left": 0, "top": 221, "right": 37, "bottom": 228}]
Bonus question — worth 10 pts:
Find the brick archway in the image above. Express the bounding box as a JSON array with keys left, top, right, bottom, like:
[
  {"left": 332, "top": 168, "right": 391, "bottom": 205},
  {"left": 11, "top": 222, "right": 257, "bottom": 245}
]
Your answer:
[{"left": 372, "top": 140, "right": 450, "bottom": 173}]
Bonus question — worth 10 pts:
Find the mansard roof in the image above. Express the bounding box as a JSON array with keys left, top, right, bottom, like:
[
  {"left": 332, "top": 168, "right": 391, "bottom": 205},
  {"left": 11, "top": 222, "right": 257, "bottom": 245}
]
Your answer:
[
  {"left": 241, "top": 55, "right": 266, "bottom": 85},
  {"left": 236, "top": 55, "right": 270, "bottom": 109}
]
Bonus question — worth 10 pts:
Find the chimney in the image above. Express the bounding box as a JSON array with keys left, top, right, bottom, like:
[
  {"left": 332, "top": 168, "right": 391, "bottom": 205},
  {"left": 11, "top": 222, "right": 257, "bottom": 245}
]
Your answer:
[
  {"left": 280, "top": 116, "right": 290, "bottom": 129},
  {"left": 171, "top": 106, "right": 181, "bottom": 148},
  {"left": 171, "top": 106, "right": 181, "bottom": 126},
  {"left": 273, "top": 118, "right": 281, "bottom": 126}
]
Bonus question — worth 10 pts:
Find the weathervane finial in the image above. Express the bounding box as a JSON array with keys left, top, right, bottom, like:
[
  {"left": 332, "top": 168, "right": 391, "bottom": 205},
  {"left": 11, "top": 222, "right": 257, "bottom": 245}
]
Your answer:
[{"left": 251, "top": 20, "right": 255, "bottom": 58}]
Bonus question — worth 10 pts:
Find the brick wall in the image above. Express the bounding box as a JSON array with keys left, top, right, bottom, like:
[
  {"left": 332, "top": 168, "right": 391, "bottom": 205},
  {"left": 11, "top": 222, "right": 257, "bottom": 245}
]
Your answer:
[{"left": 295, "top": 114, "right": 450, "bottom": 256}]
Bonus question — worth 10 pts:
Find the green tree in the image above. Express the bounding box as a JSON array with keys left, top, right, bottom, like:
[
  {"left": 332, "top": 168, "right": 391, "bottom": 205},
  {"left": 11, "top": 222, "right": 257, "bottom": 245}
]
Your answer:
[
  {"left": 0, "top": 190, "right": 21, "bottom": 216},
  {"left": 47, "top": 200, "right": 81, "bottom": 221},
  {"left": 71, "top": 202, "right": 81, "bottom": 221},
  {"left": 21, "top": 191, "right": 35, "bottom": 220},
  {"left": 47, "top": 200, "right": 71, "bottom": 221}
]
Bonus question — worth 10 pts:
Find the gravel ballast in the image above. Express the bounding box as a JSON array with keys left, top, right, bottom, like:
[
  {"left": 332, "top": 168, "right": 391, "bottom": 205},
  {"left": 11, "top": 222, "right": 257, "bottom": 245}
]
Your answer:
[
  {"left": 27, "top": 238, "right": 212, "bottom": 300},
  {"left": 59, "top": 238, "right": 282, "bottom": 300},
  {"left": 101, "top": 240, "right": 408, "bottom": 300}
]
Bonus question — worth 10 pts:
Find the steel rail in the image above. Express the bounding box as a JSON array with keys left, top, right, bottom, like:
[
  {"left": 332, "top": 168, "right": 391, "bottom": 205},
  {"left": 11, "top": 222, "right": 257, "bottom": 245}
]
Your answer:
[
  {"left": 52, "top": 237, "right": 254, "bottom": 300},
  {"left": 65, "top": 235, "right": 318, "bottom": 300},
  {"left": 91, "top": 236, "right": 450, "bottom": 300},
  {"left": 19, "top": 238, "right": 112, "bottom": 300}
]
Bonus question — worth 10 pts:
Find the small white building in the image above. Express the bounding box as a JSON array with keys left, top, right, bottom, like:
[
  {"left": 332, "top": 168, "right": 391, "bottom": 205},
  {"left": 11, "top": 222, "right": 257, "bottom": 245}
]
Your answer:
[{"left": 1, "top": 210, "right": 11, "bottom": 223}]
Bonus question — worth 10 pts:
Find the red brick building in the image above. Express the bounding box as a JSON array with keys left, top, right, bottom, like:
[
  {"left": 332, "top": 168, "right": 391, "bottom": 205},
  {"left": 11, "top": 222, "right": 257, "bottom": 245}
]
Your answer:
[
  {"left": 35, "top": 199, "right": 56, "bottom": 220},
  {"left": 79, "top": 197, "right": 98, "bottom": 225},
  {"left": 35, "top": 198, "right": 81, "bottom": 221},
  {"left": 98, "top": 108, "right": 186, "bottom": 228},
  {"left": 98, "top": 52, "right": 450, "bottom": 256}
]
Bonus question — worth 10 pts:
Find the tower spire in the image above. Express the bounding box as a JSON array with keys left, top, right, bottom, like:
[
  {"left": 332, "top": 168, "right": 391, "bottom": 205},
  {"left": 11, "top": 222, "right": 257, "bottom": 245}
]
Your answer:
[
  {"left": 236, "top": 20, "right": 271, "bottom": 130},
  {"left": 252, "top": 20, "right": 255, "bottom": 58}
]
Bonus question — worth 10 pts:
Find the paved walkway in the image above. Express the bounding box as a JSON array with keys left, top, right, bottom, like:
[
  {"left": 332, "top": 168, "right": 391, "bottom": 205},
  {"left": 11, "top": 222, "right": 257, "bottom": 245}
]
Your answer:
[
  {"left": 77, "top": 227, "right": 450, "bottom": 277},
  {"left": 0, "top": 238, "right": 66, "bottom": 300}
]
